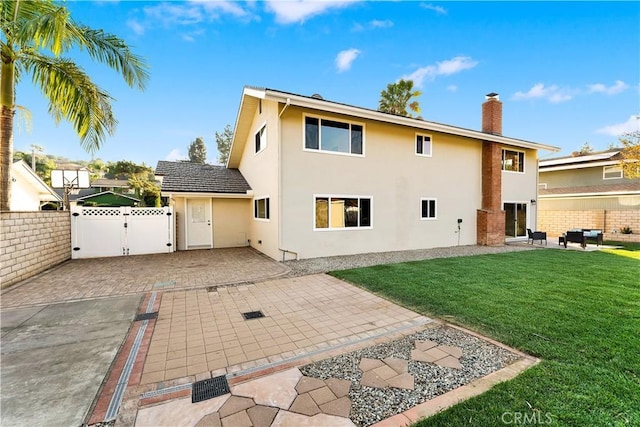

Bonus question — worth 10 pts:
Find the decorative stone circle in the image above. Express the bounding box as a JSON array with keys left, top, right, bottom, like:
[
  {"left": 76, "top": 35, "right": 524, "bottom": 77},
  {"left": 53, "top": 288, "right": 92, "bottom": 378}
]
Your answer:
[{"left": 411, "top": 340, "right": 463, "bottom": 369}]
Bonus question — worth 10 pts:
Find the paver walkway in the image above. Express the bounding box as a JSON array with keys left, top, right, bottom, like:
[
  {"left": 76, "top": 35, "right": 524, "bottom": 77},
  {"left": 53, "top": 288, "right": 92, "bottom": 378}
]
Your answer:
[
  {"left": 140, "top": 274, "right": 431, "bottom": 384},
  {"left": 0, "top": 247, "right": 288, "bottom": 308}
]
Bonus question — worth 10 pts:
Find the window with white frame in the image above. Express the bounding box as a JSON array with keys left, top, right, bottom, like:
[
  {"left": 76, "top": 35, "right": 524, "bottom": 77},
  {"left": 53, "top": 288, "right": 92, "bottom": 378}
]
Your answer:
[
  {"left": 255, "top": 125, "right": 266, "bottom": 154},
  {"left": 603, "top": 165, "right": 623, "bottom": 180},
  {"left": 416, "top": 134, "right": 432, "bottom": 156},
  {"left": 314, "top": 196, "right": 371, "bottom": 229},
  {"left": 420, "top": 198, "right": 437, "bottom": 220},
  {"left": 502, "top": 149, "right": 525, "bottom": 172},
  {"left": 254, "top": 197, "right": 270, "bottom": 220},
  {"left": 304, "top": 116, "right": 363, "bottom": 155}
]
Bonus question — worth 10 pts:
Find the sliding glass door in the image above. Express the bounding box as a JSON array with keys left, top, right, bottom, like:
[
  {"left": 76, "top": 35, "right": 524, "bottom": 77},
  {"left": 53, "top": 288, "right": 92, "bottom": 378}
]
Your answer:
[{"left": 504, "top": 202, "right": 528, "bottom": 238}]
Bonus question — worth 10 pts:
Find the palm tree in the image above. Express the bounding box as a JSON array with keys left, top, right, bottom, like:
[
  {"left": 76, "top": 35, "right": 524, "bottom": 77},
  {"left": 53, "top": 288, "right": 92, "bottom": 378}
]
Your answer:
[
  {"left": 378, "top": 79, "right": 422, "bottom": 117},
  {"left": 1, "top": 0, "right": 149, "bottom": 210}
]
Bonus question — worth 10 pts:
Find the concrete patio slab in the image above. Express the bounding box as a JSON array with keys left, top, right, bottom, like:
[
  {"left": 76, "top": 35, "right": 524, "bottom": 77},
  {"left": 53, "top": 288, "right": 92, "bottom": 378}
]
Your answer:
[{"left": 0, "top": 295, "right": 140, "bottom": 427}]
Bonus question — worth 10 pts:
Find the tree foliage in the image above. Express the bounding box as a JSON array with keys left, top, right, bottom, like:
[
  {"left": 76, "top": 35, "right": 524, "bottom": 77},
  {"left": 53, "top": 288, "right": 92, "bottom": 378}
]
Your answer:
[
  {"left": 0, "top": 0, "right": 149, "bottom": 210},
  {"left": 619, "top": 130, "right": 640, "bottom": 179},
  {"left": 128, "top": 171, "right": 160, "bottom": 207},
  {"left": 13, "top": 150, "right": 56, "bottom": 185},
  {"left": 215, "top": 124, "right": 233, "bottom": 165},
  {"left": 188, "top": 137, "right": 207, "bottom": 164},
  {"left": 378, "top": 79, "right": 422, "bottom": 117},
  {"left": 106, "top": 160, "right": 150, "bottom": 179}
]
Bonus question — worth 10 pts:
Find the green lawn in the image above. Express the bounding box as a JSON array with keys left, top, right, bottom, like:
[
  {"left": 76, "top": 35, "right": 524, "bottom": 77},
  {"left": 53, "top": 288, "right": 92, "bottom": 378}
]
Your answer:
[{"left": 331, "top": 249, "right": 640, "bottom": 426}]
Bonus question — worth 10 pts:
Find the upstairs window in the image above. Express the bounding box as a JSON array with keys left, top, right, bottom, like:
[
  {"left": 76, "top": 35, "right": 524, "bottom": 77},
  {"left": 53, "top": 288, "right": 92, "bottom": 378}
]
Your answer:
[
  {"left": 502, "top": 149, "right": 525, "bottom": 172},
  {"left": 416, "top": 134, "right": 432, "bottom": 157},
  {"left": 254, "top": 197, "right": 270, "bottom": 220},
  {"left": 304, "top": 116, "right": 364, "bottom": 155},
  {"left": 603, "top": 166, "right": 623, "bottom": 180},
  {"left": 420, "top": 198, "right": 437, "bottom": 220},
  {"left": 314, "top": 196, "right": 371, "bottom": 229},
  {"left": 255, "top": 125, "right": 266, "bottom": 154}
]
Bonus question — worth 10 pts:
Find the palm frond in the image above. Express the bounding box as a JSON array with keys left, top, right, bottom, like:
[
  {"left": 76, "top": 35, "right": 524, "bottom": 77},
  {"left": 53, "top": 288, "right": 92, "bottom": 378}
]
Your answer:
[
  {"left": 22, "top": 52, "right": 116, "bottom": 153},
  {"left": 76, "top": 27, "right": 150, "bottom": 90}
]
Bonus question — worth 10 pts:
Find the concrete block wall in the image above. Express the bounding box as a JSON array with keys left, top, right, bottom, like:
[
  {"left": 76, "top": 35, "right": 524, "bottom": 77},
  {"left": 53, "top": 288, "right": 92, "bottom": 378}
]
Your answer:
[
  {"left": 1, "top": 211, "right": 71, "bottom": 289},
  {"left": 538, "top": 209, "right": 640, "bottom": 242}
]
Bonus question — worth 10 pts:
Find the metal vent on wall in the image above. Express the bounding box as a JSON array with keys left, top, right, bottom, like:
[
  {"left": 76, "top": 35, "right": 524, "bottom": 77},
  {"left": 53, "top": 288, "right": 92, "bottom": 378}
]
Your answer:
[{"left": 192, "top": 375, "right": 230, "bottom": 403}]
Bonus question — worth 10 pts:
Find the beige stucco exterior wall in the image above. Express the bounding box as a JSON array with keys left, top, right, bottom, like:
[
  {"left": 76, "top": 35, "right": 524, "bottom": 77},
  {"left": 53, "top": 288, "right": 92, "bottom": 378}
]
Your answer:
[
  {"left": 212, "top": 198, "right": 251, "bottom": 247},
  {"left": 169, "top": 195, "right": 250, "bottom": 250},
  {"left": 237, "top": 99, "right": 281, "bottom": 260},
  {"left": 501, "top": 147, "right": 539, "bottom": 231},
  {"left": 278, "top": 107, "right": 484, "bottom": 259}
]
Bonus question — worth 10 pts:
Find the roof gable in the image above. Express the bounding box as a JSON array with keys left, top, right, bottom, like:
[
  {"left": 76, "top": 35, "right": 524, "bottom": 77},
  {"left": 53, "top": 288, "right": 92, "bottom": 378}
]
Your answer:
[
  {"left": 11, "top": 160, "right": 62, "bottom": 201},
  {"left": 155, "top": 161, "right": 252, "bottom": 194},
  {"left": 228, "top": 86, "right": 560, "bottom": 168}
]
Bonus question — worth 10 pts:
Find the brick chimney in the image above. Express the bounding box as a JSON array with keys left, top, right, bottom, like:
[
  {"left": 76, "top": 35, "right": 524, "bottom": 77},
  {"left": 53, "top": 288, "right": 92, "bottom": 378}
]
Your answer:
[
  {"left": 477, "top": 92, "right": 505, "bottom": 246},
  {"left": 482, "top": 93, "right": 502, "bottom": 135}
]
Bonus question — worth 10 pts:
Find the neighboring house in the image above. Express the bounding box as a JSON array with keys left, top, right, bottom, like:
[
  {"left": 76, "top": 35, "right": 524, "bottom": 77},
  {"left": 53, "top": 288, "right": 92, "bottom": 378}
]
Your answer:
[
  {"left": 156, "top": 87, "right": 558, "bottom": 260},
  {"left": 10, "top": 160, "right": 62, "bottom": 211},
  {"left": 91, "top": 178, "right": 134, "bottom": 194},
  {"left": 538, "top": 149, "right": 640, "bottom": 241},
  {"left": 76, "top": 190, "right": 140, "bottom": 207}
]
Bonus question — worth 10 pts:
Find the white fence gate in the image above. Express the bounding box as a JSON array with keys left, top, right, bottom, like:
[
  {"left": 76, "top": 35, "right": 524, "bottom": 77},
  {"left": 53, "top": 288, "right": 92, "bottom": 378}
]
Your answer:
[{"left": 71, "top": 206, "right": 174, "bottom": 259}]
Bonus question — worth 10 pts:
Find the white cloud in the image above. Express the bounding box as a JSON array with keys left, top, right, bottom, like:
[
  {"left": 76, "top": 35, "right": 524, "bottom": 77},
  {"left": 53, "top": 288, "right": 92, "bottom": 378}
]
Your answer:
[
  {"left": 370, "top": 19, "right": 393, "bottom": 28},
  {"left": 512, "top": 83, "right": 573, "bottom": 103},
  {"left": 587, "top": 80, "right": 629, "bottom": 95},
  {"left": 127, "top": 19, "right": 145, "bottom": 35},
  {"left": 352, "top": 19, "right": 393, "bottom": 32},
  {"left": 335, "top": 48, "right": 360, "bottom": 73},
  {"left": 165, "top": 149, "right": 185, "bottom": 161},
  {"left": 128, "top": 1, "right": 253, "bottom": 39},
  {"left": 402, "top": 56, "right": 478, "bottom": 87},
  {"left": 421, "top": 3, "right": 447, "bottom": 15},
  {"left": 446, "top": 85, "right": 458, "bottom": 92},
  {"left": 265, "top": 0, "right": 360, "bottom": 24},
  {"left": 596, "top": 115, "right": 640, "bottom": 136}
]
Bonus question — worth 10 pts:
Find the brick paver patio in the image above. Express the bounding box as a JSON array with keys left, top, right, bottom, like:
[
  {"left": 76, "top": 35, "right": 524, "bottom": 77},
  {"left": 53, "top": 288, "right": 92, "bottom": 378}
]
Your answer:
[
  {"left": 0, "top": 247, "right": 288, "bottom": 308},
  {"left": 140, "top": 274, "right": 430, "bottom": 384}
]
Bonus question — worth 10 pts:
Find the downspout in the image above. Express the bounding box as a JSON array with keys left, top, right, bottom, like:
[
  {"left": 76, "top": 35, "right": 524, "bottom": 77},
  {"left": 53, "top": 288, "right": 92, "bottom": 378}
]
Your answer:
[{"left": 278, "top": 98, "right": 298, "bottom": 261}]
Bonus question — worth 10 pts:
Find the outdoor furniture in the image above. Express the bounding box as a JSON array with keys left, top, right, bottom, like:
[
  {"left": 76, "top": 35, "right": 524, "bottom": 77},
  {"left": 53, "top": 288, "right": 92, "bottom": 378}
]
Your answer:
[
  {"left": 583, "top": 229, "right": 603, "bottom": 246},
  {"left": 527, "top": 228, "right": 547, "bottom": 245},
  {"left": 562, "top": 229, "right": 603, "bottom": 249},
  {"left": 564, "top": 230, "right": 586, "bottom": 248}
]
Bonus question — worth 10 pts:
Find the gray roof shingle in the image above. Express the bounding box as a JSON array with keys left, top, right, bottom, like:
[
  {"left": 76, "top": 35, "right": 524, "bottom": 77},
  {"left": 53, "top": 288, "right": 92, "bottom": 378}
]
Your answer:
[{"left": 155, "top": 161, "right": 252, "bottom": 194}]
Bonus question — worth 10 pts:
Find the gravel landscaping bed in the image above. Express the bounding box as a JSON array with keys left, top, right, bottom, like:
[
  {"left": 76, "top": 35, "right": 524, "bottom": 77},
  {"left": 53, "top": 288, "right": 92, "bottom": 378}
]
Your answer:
[
  {"left": 283, "top": 244, "right": 535, "bottom": 277},
  {"left": 299, "top": 324, "right": 522, "bottom": 427}
]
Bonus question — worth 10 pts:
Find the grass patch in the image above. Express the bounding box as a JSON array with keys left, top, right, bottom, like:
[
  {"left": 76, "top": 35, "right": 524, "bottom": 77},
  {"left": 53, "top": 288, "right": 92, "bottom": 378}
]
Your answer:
[{"left": 331, "top": 250, "right": 640, "bottom": 426}]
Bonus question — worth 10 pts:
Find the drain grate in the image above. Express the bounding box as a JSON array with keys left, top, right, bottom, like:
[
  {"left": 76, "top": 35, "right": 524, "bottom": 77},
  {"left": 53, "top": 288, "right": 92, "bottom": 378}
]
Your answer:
[
  {"left": 242, "top": 310, "right": 265, "bottom": 320},
  {"left": 134, "top": 312, "right": 158, "bottom": 321},
  {"left": 192, "top": 375, "right": 230, "bottom": 403}
]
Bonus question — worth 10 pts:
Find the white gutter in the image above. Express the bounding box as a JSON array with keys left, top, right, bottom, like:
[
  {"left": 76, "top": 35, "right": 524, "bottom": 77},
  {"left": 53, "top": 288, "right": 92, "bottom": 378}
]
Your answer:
[{"left": 539, "top": 191, "right": 640, "bottom": 198}]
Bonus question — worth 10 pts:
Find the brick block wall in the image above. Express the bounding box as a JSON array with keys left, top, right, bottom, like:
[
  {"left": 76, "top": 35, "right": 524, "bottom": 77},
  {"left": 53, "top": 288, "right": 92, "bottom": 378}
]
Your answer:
[
  {"left": 538, "top": 209, "right": 640, "bottom": 242},
  {"left": 1, "top": 211, "right": 71, "bottom": 289}
]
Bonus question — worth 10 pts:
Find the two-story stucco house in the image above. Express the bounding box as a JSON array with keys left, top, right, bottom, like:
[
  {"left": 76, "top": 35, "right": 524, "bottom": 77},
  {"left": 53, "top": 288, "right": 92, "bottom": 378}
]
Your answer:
[
  {"left": 157, "top": 87, "right": 558, "bottom": 260},
  {"left": 538, "top": 149, "right": 640, "bottom": 241}
]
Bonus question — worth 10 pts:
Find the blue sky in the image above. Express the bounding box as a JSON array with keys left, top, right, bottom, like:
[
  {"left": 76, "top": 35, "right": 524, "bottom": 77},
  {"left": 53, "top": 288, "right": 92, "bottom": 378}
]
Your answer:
[{"left": 12, "top": 1, "right": 640, "bottom": 166}]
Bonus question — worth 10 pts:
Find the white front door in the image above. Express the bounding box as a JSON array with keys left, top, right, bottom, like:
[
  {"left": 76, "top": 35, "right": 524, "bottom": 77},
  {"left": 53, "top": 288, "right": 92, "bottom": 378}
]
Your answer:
[{"left": 186, "top": 199, "right": 212, "bottom": 248}]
